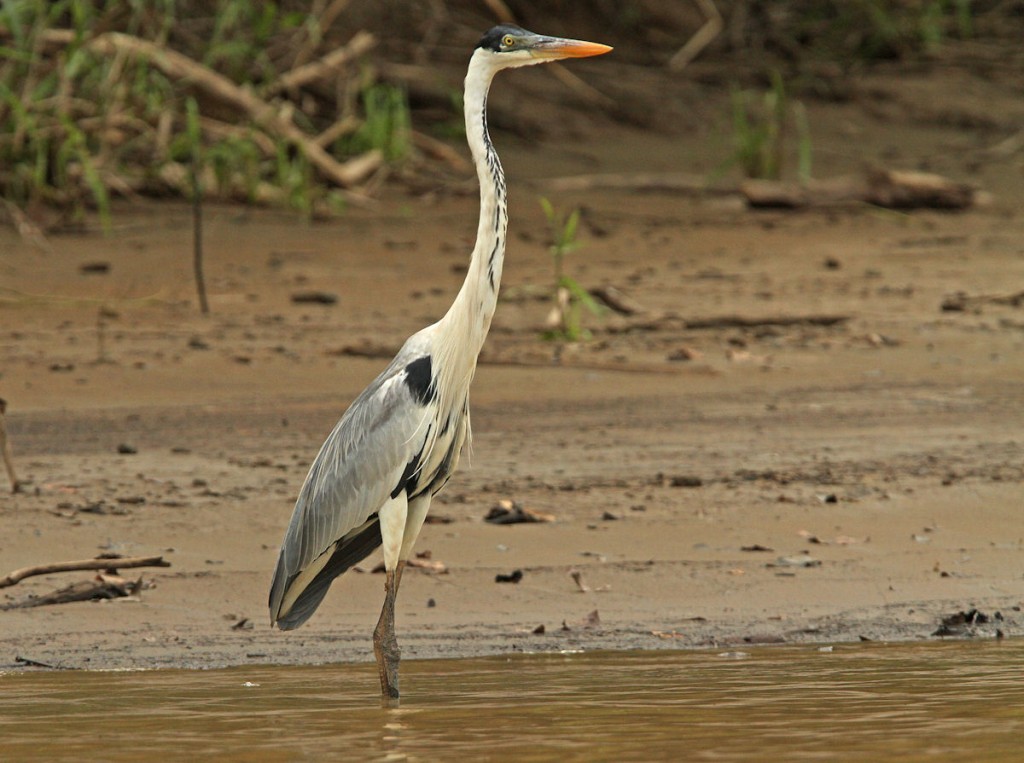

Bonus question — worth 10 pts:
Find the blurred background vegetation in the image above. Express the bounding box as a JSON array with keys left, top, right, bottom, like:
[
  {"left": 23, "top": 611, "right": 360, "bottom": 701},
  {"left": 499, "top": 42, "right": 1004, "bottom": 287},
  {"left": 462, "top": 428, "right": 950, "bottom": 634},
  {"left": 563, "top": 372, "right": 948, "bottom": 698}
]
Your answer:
[{"left": 0, "top": 0, "right": 1019, "bottom": 229}]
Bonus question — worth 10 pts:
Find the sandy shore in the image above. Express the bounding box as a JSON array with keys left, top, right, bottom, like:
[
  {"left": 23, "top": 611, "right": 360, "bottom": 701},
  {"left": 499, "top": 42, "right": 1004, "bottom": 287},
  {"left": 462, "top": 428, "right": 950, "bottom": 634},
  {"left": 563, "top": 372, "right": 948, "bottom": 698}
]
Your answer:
[{"left": 2, "top": 89, "right": 1023, "bottom": 671}]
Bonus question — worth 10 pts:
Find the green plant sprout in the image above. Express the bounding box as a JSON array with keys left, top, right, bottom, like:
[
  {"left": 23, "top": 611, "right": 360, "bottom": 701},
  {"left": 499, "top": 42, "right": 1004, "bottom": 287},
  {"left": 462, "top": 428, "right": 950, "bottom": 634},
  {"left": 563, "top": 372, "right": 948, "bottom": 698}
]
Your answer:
[
  {"left": 538, "top": 196, "right": 604, "bottom": 344},
  {"left": 338, "top": 81, "right": 411, "bottom": 164},
  {"left": 725, "top": 71, "right": 812, "bottom": 183},
  {"left": 0, "top": 1, "right": 381, "bottom": 222}
]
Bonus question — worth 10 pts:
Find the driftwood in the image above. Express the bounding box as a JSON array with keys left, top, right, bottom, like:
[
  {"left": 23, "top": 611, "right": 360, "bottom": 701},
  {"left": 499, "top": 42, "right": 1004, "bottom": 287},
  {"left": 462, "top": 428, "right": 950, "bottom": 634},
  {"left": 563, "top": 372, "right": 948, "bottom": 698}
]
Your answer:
[
  {"left": 741, "top": 170, "right": 980, "bottom": 210},
  {"left": 1, "top": 573, "right": 145, "bottom": 610},
  {"left": 2, "top": 575, "right": 138, "bottom": 609},
  {"left": 0, "top": 555, "right": 170, "bottom": 589}
]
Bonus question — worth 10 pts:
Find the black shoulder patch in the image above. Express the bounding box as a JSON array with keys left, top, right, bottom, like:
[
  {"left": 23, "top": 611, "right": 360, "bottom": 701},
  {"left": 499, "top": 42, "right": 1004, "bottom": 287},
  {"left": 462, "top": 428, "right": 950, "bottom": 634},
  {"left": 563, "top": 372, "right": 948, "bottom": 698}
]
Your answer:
[
  {"left": 476, "top": 24, "right": 530, "bottom": 52},
  {"left": 404, "top": 356, "right": 434, "bottom": 404},
  {"left": 391, "top": 425, "right": 430, "bottom": 499},
  {"left": 391, "top": 453, "right": 421, "bottom": 499}
]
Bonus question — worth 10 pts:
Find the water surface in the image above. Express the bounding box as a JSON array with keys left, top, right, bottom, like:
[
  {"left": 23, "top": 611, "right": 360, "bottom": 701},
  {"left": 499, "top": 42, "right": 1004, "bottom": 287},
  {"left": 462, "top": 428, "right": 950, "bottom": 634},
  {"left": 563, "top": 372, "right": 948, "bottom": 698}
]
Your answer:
[{"left": 1, "top": 640, "right": 1021, "bottom": 761}]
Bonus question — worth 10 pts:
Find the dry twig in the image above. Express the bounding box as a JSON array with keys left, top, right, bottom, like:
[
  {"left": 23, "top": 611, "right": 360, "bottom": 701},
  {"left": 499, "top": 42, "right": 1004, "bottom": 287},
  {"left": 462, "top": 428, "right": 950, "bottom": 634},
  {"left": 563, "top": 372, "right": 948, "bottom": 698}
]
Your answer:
[{"left": 0, "top": 555, "right": 170, "bottom": 589}]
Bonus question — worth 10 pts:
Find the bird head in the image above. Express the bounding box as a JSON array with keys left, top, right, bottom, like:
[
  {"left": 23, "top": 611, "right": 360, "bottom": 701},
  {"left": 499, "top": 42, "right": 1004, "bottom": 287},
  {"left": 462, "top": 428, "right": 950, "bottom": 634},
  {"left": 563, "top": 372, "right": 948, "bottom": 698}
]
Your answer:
[{"left": 475, "top": 25, "right": 612, "bottom": 70}]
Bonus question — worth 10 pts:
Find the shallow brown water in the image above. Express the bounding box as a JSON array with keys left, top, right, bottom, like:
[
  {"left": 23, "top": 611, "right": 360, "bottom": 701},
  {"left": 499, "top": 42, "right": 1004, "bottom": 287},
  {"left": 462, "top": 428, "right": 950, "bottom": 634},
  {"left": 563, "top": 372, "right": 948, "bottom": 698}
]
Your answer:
[{"left": 1, "top": 640, "right": 1021, "bottom": 761}]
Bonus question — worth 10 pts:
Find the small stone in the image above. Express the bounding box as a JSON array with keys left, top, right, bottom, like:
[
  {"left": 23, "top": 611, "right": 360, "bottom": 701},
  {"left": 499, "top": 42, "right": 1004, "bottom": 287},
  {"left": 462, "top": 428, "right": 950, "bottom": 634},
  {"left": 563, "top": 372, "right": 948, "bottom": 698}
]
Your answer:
[
  {"left": 495, "top": 569, "right": 523, "bottom": 584},
  {"left": 669, "top": 475, "right": 703, "bottom": 488},
  {"left": 291, "top": 291, "right": 338, "bottom": 305}
]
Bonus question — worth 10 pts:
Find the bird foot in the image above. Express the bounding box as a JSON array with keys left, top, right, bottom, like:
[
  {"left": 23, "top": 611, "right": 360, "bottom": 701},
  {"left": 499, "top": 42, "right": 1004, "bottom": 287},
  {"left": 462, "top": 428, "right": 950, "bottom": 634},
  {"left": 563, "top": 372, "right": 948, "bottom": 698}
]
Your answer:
[{"left": 373, "top": 623, "right": 402, "bottom": 706}]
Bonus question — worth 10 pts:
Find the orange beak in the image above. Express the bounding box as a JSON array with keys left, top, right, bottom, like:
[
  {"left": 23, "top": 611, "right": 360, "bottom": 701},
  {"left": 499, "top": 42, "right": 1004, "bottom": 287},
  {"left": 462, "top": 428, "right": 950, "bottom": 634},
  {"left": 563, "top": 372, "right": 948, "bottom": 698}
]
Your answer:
[{"left": 530, "top": 37, "right": 613, "bottom": 60}]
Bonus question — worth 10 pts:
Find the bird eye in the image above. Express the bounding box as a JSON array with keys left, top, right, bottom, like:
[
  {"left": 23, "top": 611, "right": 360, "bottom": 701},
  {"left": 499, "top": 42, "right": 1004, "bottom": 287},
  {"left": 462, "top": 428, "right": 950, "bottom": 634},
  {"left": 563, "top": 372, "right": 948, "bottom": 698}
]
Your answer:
[{"left": 502, "top": 35, "right": 515, "bottom": 48}]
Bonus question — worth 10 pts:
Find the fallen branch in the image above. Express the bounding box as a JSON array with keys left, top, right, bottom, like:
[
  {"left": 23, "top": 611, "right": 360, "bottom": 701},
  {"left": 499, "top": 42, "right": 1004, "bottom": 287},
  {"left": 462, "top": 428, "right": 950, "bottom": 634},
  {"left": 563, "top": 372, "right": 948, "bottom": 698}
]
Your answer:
[
  {"left": 1, "top": 574, "right": 143, "bottom": 609},
  {"left": 741, "top": 169, "right": 981, "bottom": 210},
  {"left": 267, "top": 30, "right": 375, "bottom": 96},
  {"left": 0, "top": 555, "right": 170, "bottom": 589},
  {"left": 42, "top": 29, "right": 381, "bottom": 193}
]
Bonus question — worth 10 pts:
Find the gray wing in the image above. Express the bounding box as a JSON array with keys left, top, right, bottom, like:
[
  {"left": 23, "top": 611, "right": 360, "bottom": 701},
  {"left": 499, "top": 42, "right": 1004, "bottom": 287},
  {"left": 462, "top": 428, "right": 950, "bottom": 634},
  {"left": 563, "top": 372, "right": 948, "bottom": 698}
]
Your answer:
[{"left": 269, "top": 331, "right": 437, "bottom": 628}]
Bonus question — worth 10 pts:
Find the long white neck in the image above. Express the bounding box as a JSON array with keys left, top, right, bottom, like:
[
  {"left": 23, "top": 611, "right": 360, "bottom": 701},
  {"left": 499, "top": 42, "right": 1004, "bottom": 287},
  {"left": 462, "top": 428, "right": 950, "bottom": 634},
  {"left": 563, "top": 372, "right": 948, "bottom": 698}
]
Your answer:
[
  {"left": 434, "top": 51, "right": 507, "bottom": 411},
  {"left": 440, "top": 50, "right": 506, "bottom": 344}
]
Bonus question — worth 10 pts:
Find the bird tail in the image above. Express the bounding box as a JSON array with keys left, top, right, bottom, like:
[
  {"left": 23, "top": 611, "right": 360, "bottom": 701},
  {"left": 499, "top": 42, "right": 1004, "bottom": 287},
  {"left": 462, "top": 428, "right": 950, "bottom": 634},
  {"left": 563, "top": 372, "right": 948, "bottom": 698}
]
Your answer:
[{"left": 269, "top": 516, "right": 383, "bottom": 630}]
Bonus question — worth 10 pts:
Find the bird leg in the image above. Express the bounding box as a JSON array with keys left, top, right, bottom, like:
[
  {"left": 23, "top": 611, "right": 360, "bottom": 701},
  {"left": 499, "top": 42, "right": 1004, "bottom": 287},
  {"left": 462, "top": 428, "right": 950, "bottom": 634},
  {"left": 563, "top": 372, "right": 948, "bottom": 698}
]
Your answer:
[{"left": 373, "top": 560, "right": 406, "bottom": 707}]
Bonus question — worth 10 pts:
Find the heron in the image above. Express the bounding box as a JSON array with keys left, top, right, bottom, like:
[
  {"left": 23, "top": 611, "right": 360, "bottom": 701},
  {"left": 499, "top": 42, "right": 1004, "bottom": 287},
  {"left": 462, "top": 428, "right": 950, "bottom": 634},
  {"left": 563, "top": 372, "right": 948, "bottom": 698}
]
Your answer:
[{"left": 268, "top": 25, "right": 611, "bottom": 706}]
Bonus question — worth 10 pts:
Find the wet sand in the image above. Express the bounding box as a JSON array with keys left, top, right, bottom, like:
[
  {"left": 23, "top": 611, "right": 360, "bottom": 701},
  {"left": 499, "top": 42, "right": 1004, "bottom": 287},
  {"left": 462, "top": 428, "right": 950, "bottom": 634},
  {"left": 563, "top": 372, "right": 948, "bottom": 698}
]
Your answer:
[{"left": 1, "top": 78, "right": 1023, "bottom": 669}]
